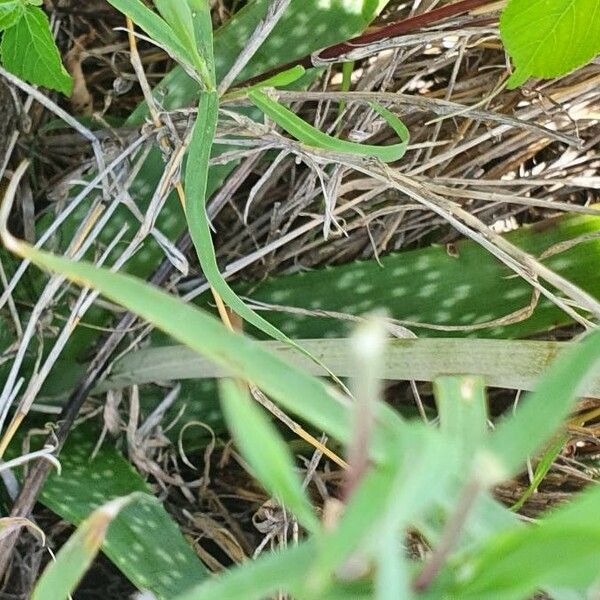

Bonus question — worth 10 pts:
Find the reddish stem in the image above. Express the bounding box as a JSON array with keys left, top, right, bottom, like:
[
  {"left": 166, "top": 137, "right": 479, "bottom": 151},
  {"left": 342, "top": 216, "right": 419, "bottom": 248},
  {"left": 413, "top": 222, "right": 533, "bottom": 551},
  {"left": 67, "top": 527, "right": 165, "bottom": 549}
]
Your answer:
[{"left": 240, "top": 0, "right": 497, "bottom": 87}]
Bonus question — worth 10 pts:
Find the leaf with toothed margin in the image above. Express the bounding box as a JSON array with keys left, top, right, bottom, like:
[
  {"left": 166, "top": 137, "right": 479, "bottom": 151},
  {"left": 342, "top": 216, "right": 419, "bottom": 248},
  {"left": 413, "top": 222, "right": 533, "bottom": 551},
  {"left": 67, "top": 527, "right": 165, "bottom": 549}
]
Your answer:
[{"left": 38, "top": 425, "right": 208, "bottom": 599}]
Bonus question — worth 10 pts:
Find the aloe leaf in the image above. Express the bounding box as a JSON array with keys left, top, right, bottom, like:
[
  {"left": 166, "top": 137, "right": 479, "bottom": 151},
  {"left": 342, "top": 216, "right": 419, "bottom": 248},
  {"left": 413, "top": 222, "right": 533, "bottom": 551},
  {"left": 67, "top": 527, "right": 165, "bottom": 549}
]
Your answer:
[
  {"left": 219, "top": 379, "right": 319, "bottom": 532},
  {"left": 38, "top": 426, "right": 208, "bottom": 598},
  {"left": 31, "top": 494, "right": 139, "bottom": 600},
  {"left": 248, "top": 89, "right": 409, "bottom": 162},
  {"left": 241, "top": 212, "right": 600, "bottom": 340}
]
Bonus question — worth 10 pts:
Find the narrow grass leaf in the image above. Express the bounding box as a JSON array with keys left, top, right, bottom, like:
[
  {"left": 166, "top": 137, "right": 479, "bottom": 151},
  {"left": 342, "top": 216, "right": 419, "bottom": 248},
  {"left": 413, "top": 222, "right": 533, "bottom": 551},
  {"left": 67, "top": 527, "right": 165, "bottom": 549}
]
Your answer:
[
  {"left": 219, "top": 379, "right": 319, "bottom": 532},
  {"left": 248, "top": 89, "right": 409, "bottom": 162},
  {"left": 434, "top": 376, "right": 487, "bottom": 469},
  {"left": 510, "top": 433, "right": 567, "bottom": 511},
  {"left": 105, "top": 0, "right": 197, "bottom": 79},
  {"left": 307, "top": 426, "right": 451, "bottom": 594},
  {"left": 100, "top": 339, "right": 600, "bottom": 399},
  {"left": 487, "top": 328, "right": 600, "bottom": 479},
  {"left": 151, "top": 0, "right": 209, "bottom": 85},
  {"left": 184, "top": 90, "right": 347, "bottom": 386},
  {"left": 173, "top": 541, "right": 315, "bottom": 600},
  {"left": 31, "top": 494, "right": 138, "bottom": 600},
  {"left": 452, "top": 484, "right": 600, "bottom": 598},
  {"left": 0, "top": 206, "right": 359, "bottom": 447}
]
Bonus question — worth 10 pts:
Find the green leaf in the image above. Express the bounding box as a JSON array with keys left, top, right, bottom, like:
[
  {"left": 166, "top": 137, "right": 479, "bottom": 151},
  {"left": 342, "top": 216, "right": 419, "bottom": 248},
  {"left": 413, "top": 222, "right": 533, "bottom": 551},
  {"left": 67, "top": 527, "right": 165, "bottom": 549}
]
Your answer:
[
  {"left": 32, "top": 495, "right": 138, "bottom": 600},
  {"left": 241, "top": 211, "right": 600, "bottom": 341},
  {"left": 451, "top": 484, "right": 600, "bottom": 598},
  {"left": 434, "top": 376, "right": 488, "bottom": 471},
  {"left": 500, "top": 0, "right": 600, "bottom": 88},
  {"left": 510, "top": 433, "right": 567, "bottom": 511},
  {"left": 248, "top": 89, "right": 409, "bottom": 163},
  {"left": 219, "top": 379, "right": 319, "bottom": 532},
  {"left": 1, "top": 230, "right": 358, "bottom": 448},
  {"left": 97, "top": 339, "right": 600, "bottom": 398},
  {"left": 0, "top": 1, "right": 23, "bottom": 31},
  {"left": 1, "top": 6, "right": 72, "bottom": 94},
  {"left": 105, "top": 0, "right": 199, "bottom": 80},
  {"left": 184, "top": 90, "right": 339, "bottom": 381},
  {"left": 487, "top": 328, "right": 600, "bottom": 479},
  {"left": 152, "top": 0, "right": 212, "bottom": 88},
  {"left": 39, "top": 426, "right": 208, "bottom": 598},
  {"left": 174, "top": 541, "right": 316, "bottom": 600}
]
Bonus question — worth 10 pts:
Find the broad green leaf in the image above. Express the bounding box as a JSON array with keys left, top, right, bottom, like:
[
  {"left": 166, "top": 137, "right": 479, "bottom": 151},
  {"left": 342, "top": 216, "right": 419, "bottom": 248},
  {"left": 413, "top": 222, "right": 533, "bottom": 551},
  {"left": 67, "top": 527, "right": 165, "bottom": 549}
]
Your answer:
[
  {"left": 450, "top": 484, "right": 600, "bottom": 598},
  {"left": 219, "top": 379, "right": 319, "bottom": 532},
  {"left": 1, "top": 6, "right": 72, "bottom": 94},
  {"left": 487, "top": 328, "right": 600, "bottom": 479},
  {"left": 248, "top": 89, "right": 409, "bottom": 163},
  {"left": 0, "top": 2, "right": 23, "bottom": 31},
  {"left": 39, "top": 426, "right": 208, "bottom": 598},
  {"left": 241, "top": 211, "right": 600, "bottom": 341},
  {"left": 500, "top": 0, "right": 600, "bottom": 88},
  {"left": 32, "top": 495, "right": 137, "bottom": 600}
]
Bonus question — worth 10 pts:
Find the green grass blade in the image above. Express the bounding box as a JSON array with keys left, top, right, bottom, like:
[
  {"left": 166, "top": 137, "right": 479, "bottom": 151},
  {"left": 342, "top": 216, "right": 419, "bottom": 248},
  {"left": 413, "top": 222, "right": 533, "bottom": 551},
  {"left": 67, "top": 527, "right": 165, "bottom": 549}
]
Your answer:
[
  {"left": 487, "top": 328, "right": 600, "bottom": 480},
  {"left": 105, "top": 0, "right": 196, "bottom": 77},
  {"left": 151, "top": 0, "right": 211, "bottom": 87},
  {"left": 128, "top": 0, "right": 388, "bottom": 121},
  {"left": 248, "top": 89, "right": 409, "bottom": 163},
  {"left": 38, "top": 426, "right": 208, "bottom": 598},
  {"left": 219, "top": 379, "right": 319, "bottom": 532},
  {"left": 510, "top": 433, "right": 567, "bottom": 511},
  {"left": 31, "top": 495, "right": 138, "bottom": 600},
  {"left": 434, "top": 376, "right": 488, "bottom": 470},
  {"left": 173, "top": 541, "right": 316, "bottom": 600},
  {"left": 184, "top": 91, "right": 295, "bottom": 344},
  {"left": 451, "top": 484, "right": 600, "bottom": 598},
  {"left": 184, "top": 92, "right": 349, "bottom": 386},
  {"left": 1, "top": 222, "right": 360, "bottom": 447}
]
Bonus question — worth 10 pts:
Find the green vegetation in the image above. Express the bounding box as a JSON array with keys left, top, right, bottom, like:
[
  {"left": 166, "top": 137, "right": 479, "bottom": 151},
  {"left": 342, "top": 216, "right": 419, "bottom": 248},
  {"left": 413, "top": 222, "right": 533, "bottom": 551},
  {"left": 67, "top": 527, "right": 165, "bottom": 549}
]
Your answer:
[{"left": 1, "top": 0, "right": 600, "bottom": 598}]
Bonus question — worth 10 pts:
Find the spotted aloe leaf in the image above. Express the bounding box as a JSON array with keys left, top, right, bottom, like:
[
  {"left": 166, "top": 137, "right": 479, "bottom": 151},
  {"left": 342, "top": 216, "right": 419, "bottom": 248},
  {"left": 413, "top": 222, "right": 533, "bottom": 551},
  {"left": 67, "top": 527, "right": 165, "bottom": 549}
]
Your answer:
[
  {"left": 241, "top": 212, "right": 600, "bottom": 340},
  {"left": 39, "top": 425, "right": 208, "bottom": 599}
]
